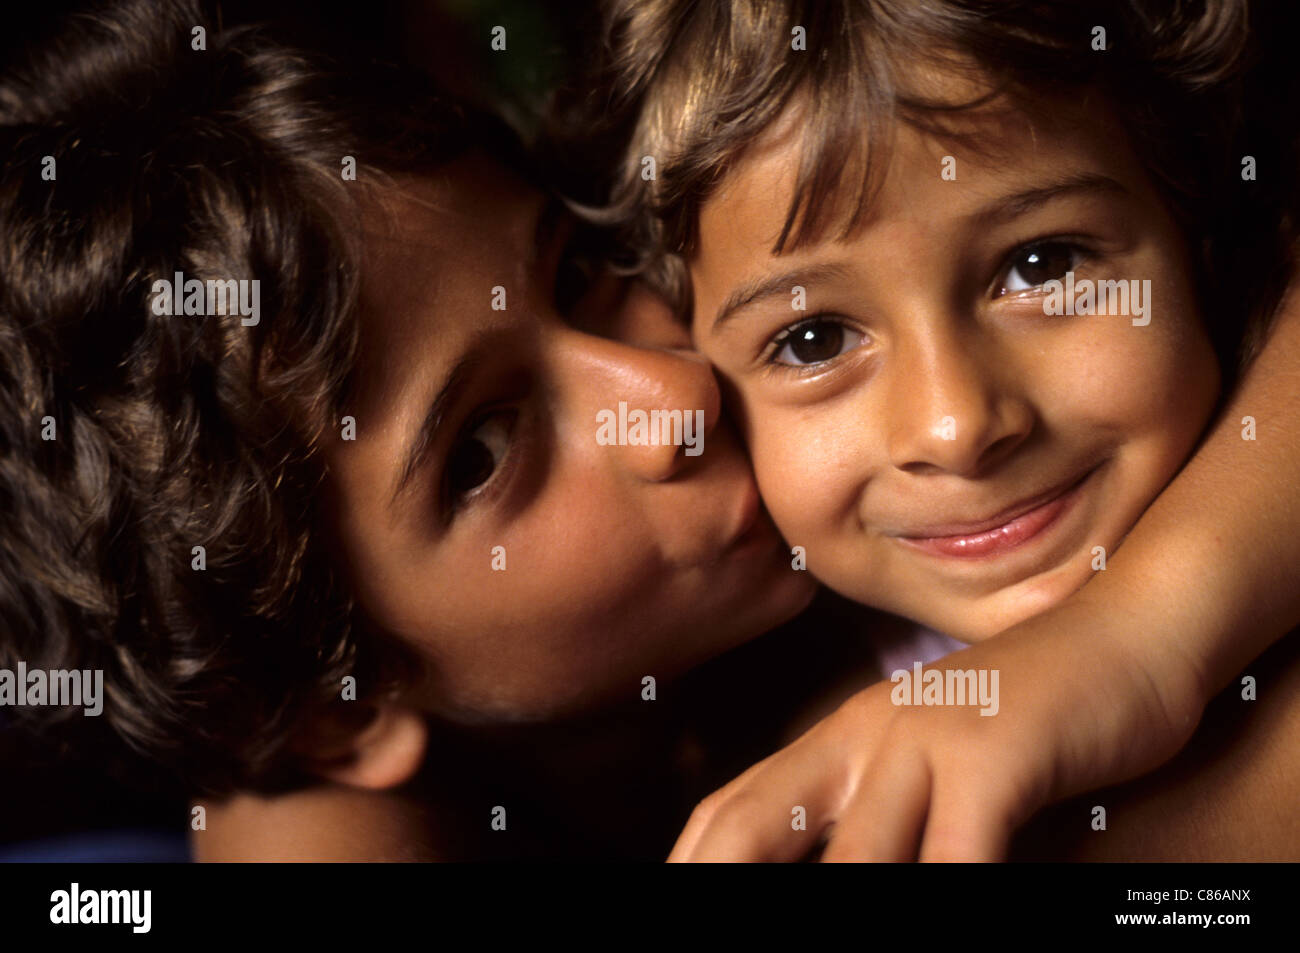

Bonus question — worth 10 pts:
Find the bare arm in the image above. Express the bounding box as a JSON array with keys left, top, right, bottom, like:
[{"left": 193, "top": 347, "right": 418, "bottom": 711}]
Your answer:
[
  {"left": 1001, "top": 280, "right": 1300, "bottom": 859},
  {"left": 1038, "top": 281, "right": 1300, "bottom": 720},
  {"left": 1013, "top": 629, "right": 1300, "bottom": 861},
  {"left": 999, "top": 282, "right": 1300, "bottom": 859}
]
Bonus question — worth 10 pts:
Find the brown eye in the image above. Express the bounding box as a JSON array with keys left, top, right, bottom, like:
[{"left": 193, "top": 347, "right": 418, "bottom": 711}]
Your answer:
[
  {"left": 447, "top": 410, "right": 514, "bottom": 502},
  {"left": 772, "top": 318, "right": 865, "bottom": 366},
  {"left": 999, "top": 242, "right": 1080, "bottom": 295}
]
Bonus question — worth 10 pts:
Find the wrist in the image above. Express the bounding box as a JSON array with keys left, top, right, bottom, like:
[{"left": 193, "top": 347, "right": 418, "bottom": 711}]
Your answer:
[{"left": 1046, "top": 566, "right": 1213, "bottom": 744}]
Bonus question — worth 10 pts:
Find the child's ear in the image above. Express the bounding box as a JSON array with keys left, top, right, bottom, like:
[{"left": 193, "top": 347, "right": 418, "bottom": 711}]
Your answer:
[{"left": 299, "top": 702, "right": 429, "bottom": 790}]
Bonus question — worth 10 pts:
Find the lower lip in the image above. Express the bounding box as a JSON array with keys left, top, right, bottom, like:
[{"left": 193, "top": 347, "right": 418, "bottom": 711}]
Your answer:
[{"left": 896, "top": 474, "right": 1090, "bottom": 560}]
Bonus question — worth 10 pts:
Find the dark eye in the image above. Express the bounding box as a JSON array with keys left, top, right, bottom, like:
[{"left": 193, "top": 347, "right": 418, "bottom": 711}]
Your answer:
[
  {"left": 447, "top": 410, "right": 514, "bottom": 503},
  {"left": 771, "top": 317, "right": 865, "bottom": 366},
  {"left": 998, "top": 242, "right": 1081, "bottom": 295}
]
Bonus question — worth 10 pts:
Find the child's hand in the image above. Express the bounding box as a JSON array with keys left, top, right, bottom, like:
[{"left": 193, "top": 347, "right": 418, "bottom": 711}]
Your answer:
[{"left": 667, "top": 614, "right": 1208, "bottom": 861}]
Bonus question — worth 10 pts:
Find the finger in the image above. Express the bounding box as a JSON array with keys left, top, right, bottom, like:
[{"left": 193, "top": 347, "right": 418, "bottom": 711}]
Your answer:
[
  {"left": 918, "top": 779, "right": 1017, "bottom": 862},
  {"left": 668, "top": 766, "right": 760, "bottom": 863},
  {"left": 667, "top": 796, "right": 721, "bottom": 863},
  {"left": 669, "top": 793, "right": 792, "bottom": 862},
  {"left": 669, "top": 746, "right": 850, "bottom": 862},
  {"left": 820, "top": 745, "right": 931, "bottom": 862}
]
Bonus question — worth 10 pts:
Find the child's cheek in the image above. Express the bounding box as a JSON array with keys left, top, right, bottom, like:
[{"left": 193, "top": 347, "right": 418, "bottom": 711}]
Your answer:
[
  {"left": 1035, "top": 283, "right": 1216, "bottom": 448},
  {"left": 748, "top": 402, "right": 861, "bottom": 552}
]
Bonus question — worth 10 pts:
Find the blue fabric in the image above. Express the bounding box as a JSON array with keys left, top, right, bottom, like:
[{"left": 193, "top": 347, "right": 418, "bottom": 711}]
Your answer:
[{"left": 0, "top": 829, "right": 191, "bottom": 863}]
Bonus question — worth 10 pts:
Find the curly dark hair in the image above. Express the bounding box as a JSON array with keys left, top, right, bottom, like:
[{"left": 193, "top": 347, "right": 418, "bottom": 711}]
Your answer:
[{"left": 0, "top": 0, "right": 520, "bottom": 795}]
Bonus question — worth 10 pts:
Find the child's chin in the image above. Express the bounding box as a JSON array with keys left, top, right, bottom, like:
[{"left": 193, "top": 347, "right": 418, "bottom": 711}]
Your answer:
[{"left": 923, "top": 565, "right": 1097, "bottom": 642}]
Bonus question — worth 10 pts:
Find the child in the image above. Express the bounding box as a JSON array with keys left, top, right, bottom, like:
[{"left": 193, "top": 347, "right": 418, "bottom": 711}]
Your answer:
[
  {"left": 584, "top": 0, "right": 1300, "bottom": 858},
  {"left": 0, "top": 0, "right": 818, "bottom": 858}
]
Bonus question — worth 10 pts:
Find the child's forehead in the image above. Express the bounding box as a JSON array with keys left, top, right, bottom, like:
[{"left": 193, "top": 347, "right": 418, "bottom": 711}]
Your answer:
[{"left": 703, "top": 81, "right": 1136, "bottom": 251}]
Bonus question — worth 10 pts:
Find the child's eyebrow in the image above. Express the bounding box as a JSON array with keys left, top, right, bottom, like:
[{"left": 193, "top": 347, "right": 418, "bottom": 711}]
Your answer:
[
  {"left": 708, "top": 173, "right": 1126, "bottom": 332},
  {"left": 969, "top": 172, "right": 1128, "bottom": 226},
  {"left": 711, "top": 263, "right": 854, "bottom": 332}
]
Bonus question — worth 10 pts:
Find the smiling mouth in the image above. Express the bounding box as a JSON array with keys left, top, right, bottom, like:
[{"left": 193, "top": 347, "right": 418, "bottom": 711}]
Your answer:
[{"left": 892, "top": 468, "right": 1097, "bottom": 560}]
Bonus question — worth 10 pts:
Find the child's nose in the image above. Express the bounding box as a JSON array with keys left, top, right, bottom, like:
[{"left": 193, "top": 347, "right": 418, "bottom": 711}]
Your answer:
[
  {"left": 884, "top": 330, "right": 1034, "bottom": 476},
  {"left": 550, "top": 327, "right": 722, "bottom": 483}
]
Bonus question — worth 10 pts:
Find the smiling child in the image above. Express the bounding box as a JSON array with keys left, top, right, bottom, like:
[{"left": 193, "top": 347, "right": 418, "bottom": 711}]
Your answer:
[{"left": 588, "top": 0, "right": 1300, "bottom": 859}]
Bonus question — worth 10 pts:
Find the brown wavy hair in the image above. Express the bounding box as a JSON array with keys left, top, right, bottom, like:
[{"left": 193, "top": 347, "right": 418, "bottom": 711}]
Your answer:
[
  {"left": 0, "top": 0, "right": 520, "bottom": 795},
  {"left": 549, "top": 0, "right": 1297, "bottom": 373}
]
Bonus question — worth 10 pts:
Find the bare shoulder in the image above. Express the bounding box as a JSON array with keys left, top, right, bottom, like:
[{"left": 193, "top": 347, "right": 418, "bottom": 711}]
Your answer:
[{"left": 190, "top": 784, "right": 447, "bottom": 862}]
